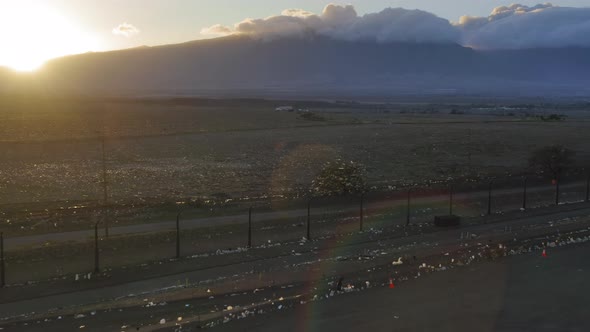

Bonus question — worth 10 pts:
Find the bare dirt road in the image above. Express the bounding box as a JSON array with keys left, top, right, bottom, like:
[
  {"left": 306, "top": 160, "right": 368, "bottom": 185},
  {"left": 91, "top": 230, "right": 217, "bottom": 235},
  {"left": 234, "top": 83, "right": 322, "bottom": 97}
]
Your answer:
[
  {"left": 213, "top": 241, "right": 590, "bottom": 332},
  {"left": 1, "top": 202, "right": 589, "bottom": 331}
]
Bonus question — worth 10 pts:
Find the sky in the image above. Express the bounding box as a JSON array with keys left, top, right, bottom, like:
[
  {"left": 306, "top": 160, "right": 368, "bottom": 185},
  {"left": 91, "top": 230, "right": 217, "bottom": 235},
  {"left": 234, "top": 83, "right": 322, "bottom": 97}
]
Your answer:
[{"left": 0, "top": 0, "right": 589, "bottom": 71}]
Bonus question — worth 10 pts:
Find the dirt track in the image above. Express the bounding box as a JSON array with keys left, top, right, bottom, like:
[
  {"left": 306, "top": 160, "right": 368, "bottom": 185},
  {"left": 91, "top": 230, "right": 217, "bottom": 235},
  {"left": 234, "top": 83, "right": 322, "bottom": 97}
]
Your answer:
[{"left": 1, "top": 202, "right": 589, "bottom": 331}]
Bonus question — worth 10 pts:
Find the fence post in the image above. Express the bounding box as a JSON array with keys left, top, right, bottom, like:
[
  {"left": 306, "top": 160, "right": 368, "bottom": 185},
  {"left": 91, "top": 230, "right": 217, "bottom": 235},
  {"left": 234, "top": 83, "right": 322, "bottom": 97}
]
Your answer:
[
  {"left": 101, "top": 136, "right": 109, "bottom": 239},
  {"left": 449, "top": 185, "right": 454, "bottom": 216},
  {"left": 1, "top": 232, "right": 5, "bottom": 287},
  {"left": 487, "top": 182, "right": 493, "bottom": 216},
  {"left": 176, "top": 212, "right": 181, "bottom": 259},
  {"left": 94, "top": 222, "right": 100, "bottom": 274},
  {"left": 248, "top": 207, "right": 252, "bottom": 248},
  {"left": 522, "top": 177, "right": 528, "bottom": 210},
  {"left": 306, "top": 199, "right": 311, "bottom": 240},
  {"left": 406, "top": 190, "right": 411, "bottom": 226},
  {"left": 586, "top": 174, "right": 589, "bottom": 203},
  {"left": 555, "top": 173, "right": 560, "bottom": 206},
  {"left": 359, "top": 194, "right": 364, "bottom": 231}
]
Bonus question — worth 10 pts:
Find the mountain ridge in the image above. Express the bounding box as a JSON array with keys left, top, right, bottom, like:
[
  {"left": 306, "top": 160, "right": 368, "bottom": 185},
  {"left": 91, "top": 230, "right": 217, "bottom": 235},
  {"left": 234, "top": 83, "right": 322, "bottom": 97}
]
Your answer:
[{"left": 2, "top": 35, "right": 590, "bottom": 97}]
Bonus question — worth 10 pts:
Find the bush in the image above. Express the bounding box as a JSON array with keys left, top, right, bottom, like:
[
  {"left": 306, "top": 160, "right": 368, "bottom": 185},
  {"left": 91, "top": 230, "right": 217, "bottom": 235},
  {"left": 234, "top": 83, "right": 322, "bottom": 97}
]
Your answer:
[
  {"left": 311, "top": 160, "right": 367, "bottom": 197},
  {"left": 528, "top": 145, "right": 575, "bottom": 179}
]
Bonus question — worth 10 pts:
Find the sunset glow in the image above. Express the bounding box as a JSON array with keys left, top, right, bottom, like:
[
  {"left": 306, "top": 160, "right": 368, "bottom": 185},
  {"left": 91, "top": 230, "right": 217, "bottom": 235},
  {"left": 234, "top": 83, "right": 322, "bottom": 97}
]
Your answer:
[{"left": 0, "top": 2, "right": 101, "bottom": 71}]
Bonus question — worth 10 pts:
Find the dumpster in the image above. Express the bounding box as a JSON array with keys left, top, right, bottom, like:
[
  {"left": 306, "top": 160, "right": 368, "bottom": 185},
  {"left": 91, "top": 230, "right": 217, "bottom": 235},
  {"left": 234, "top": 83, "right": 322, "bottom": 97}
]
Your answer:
[{"left": 434, "top": 215, "right": 461, "bottom": 227}]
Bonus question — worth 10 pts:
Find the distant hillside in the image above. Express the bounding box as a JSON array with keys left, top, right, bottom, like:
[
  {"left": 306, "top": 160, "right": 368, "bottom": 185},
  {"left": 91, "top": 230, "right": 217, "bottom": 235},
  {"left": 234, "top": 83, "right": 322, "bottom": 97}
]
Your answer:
[{"left": 2, "top": 35, "right": 590, "bottom": 97}]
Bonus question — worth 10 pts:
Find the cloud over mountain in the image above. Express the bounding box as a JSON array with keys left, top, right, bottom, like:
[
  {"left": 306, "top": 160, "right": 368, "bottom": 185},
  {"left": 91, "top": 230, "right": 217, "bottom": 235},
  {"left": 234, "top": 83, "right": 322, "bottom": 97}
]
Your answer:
[
  {"left": 458, "top": 3, "right": 590, "bottom": 49},
  {"left": 201, "top": 4, "right": 460, "bottom": 44},
  {"left": 201, "top": 3, "right": 590, "bottom": 50}
]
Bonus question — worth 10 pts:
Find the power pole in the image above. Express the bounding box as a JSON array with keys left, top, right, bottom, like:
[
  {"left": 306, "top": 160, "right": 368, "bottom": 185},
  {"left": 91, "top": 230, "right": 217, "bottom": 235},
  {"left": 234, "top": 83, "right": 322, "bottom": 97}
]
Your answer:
[{"left": 101, "top": 136, "right": 109, "bottom": 238}]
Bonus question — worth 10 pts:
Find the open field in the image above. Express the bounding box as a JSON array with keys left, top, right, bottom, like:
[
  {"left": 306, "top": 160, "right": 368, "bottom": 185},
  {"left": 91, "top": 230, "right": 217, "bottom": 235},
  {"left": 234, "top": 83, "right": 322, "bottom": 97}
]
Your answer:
[{"left": 1, "top": 97, "right": 590, "bottom": 236}]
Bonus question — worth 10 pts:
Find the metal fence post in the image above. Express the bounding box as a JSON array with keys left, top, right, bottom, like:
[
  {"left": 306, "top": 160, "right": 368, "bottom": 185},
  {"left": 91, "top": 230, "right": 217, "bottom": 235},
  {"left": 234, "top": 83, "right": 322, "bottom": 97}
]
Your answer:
[
  {"left": 306, "top": 199, "right": 311, "bottom": 240},
  {"left": 487, "top": 182, "right": 493, "bottom": 215},
  {"left": 1, "top": 232, "right": 5, "bottom": 287},
  {"left": 586, "top": 174, "right": 589, "bottom": 203},
  {"left": 522, "top": 177, "right": 528, "bottom": 210},
  {"left": 176, "top": 212, "right": 181, "bottom": 258},
  {"left": 449, "top": 185, "right": 454, "bottom": 216},
  {"left": 359, "top": 194, "right": 364, "bottom": 231},
  {"left": 94, "top": 222, "right": 100, "bottom": 274},
  {"left": 555, "top": 174, "right": 560, "bottom": 206},
  {"left": 248, "top": 207, "right": 252, "bottom": 248},
  {"left": 406, "top": 190, "right": 411, "bottom": 226}
]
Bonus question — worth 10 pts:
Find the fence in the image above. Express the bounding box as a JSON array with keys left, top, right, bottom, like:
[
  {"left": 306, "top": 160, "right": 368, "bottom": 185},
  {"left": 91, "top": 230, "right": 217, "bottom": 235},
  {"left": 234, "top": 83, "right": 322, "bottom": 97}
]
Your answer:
[{"left": 1, "top": 173, "right": 589, "bottom": 286}]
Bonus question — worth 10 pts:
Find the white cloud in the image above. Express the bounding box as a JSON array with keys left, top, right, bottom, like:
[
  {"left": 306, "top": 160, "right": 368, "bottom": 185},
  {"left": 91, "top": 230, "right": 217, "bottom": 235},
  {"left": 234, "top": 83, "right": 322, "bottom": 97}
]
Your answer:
[
  {"left": 200, "top": 3, "right": 460, "bottom": 44},
  {"left": 457, "top": 3, "right": 590, "bottom": 49},
  {"left": 112, "top": 23, "right": 140, "bottom": 37},
  {"left": 199, "top": 3, "right": 590, "bottom": 49},
  {"left": 200, "top": 24, "right": 233, "bottom": 37}
]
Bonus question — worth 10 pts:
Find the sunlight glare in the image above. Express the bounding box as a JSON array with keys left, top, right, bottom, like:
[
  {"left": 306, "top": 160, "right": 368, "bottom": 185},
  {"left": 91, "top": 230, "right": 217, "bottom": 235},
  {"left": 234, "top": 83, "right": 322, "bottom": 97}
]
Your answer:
[{"left": 0, "top": 1, "right": 101, "bottom": 71}]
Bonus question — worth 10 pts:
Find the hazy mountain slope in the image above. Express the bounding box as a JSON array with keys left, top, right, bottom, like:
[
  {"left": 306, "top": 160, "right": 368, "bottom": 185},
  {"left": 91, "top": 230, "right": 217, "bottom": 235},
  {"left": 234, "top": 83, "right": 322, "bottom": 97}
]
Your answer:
[{"left": 3, "top": 36, "right": 590, "bottom": 97}]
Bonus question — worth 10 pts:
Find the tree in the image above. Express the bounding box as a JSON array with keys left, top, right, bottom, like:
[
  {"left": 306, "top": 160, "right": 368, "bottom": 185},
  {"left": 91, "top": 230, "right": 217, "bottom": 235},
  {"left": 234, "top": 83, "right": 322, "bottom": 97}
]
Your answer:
[
  {"left": 311, "top": 159, "right": 367, "bottom": 197},
  {"left": 528, "top": 145, "right": 575, "bottom": 180}
]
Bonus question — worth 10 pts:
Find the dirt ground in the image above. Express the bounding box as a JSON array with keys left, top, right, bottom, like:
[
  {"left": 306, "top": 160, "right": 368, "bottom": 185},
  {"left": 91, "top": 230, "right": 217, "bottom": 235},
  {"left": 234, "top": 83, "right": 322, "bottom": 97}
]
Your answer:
[{"left": 212, "top": 241, "right": 590, "bottom": 332}]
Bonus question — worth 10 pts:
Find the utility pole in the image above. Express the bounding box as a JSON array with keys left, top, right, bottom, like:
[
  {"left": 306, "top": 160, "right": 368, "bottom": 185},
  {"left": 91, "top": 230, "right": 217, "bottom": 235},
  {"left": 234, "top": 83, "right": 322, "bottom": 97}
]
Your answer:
[
  {"left": 406, "top": 190, "right": 411, "bottom": 226},
  {"left": 101, "top": 136, "right": 109, "bottom": 238},
  {"left": 1, "top": 232, "right": 5, "bottom": 287},
  {"left": 94, "top": 222, "right": 100, "bottom": 274},
  {"left": 247, "top": 207, "right": 252, "bottom": 248},
  {"left": 176, "top": 212, "right": 182, "bottom": 258},
  {"left": 306, "top": 199, "right": 311, "bottom": 240}
]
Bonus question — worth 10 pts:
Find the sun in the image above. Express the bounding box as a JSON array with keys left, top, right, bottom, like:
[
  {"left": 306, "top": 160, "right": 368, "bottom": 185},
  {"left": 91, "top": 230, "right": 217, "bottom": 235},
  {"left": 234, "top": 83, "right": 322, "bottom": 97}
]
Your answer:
[{"left": 0, "top": 1, "right": 101, "bottom": 71}]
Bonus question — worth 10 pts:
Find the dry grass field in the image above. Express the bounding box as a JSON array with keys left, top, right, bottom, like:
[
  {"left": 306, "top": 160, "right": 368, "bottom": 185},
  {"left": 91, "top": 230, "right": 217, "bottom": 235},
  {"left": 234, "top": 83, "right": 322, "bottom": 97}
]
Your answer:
[{"left": 0, "top": 96, "right": 589, "bottom": 234}]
